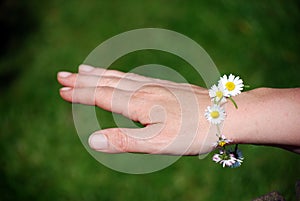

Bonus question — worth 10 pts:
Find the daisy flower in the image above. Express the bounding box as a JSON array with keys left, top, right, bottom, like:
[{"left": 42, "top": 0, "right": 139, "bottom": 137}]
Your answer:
[
  {"left": 212, "top": 151, "right": 237, "bottom": 168},
  {"left": 221, "top": 153, "right": 237, "bottom": 167},
  {"left": 212, "top": 153, "right": 222, "bottom": 163},
  {"left": 204, "top": 104, "right": 226, "bottom": 125},
  {"left": 212, "top": 134, "right": 232, "bottom": 148},
  {"left": 219, "top": 74, "right": 244, "bottom": 97},
  {"left": 208, "top": 83, "right": 229, "bottom": 103}
]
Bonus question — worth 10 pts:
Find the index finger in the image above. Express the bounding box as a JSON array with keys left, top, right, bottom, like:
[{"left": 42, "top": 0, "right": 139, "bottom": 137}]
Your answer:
[{"left": 59, "top": 86, "right": 152, "bottom": 125}]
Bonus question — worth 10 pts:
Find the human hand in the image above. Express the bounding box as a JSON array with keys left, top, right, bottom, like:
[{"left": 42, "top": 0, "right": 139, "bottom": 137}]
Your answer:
[{"left": 57, "top": 65, "right": 216, "bottom": 155}]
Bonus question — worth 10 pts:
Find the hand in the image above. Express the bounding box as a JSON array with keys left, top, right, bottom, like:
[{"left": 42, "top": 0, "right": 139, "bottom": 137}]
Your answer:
[{"left": 57, "top": 64, "right": 214, "bottom": 155}]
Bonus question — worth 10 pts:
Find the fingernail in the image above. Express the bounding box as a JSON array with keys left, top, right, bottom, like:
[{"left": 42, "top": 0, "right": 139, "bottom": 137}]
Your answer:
[
  {"left": 79, "top": 65, "right": 94, "bottom": 72},
  {"left": 58, "top": 71, "right": 72, "bottom": 78},
  {"left": 60, "top": 87, "right": 72, "bottom": 91},
  {"left": 89, "top": 134, "right": 108, "bottom": 150}
]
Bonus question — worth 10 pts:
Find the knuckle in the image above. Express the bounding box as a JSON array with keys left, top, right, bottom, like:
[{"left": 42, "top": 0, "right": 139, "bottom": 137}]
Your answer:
[
  {"left": 107, "top": 77, "right": 121, "bottom": 85},
  {"left": 132, "top": 84, "right": 168, "bottom": 99},
  {"left": 112, "top": 129, "right": 130, "bottom": 152},
  {"left": 94, "top": 87, "right": 103, "bottom": 105}
]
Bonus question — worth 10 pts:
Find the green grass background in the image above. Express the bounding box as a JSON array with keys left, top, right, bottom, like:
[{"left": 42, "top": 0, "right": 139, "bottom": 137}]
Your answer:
[{"left": 1, "top": 0, "right": 300, "bottom": 200}]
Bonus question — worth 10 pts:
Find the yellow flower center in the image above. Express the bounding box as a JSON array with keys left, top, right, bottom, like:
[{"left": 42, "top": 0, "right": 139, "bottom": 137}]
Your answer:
[
  {"left": 210, "top": 111, "right": 220, "bottom": 119},
  {"left": 216, "top": 91, "right": 223, "bottom": 98},
  {"left": 225, "top": 81, "right": 235, "bottom": 91},
  {"left": 218, "top": 141, "right": 226, "bottom": 147}
]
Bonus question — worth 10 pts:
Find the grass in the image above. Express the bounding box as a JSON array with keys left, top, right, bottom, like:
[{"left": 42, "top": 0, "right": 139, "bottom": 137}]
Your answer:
[{"left": 1, "top": 0, "right": 300, "bottom": 200}]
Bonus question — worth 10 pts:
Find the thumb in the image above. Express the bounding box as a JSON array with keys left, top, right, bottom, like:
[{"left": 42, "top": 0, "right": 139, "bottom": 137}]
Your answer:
[{"left": 88, "top": 124, "right": 166, "bottom": 154}]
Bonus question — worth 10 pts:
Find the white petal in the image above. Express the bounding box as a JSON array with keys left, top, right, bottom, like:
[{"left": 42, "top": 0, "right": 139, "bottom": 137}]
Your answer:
[{"left": 228, "top": 74, "right": 235, "bottom": 81}]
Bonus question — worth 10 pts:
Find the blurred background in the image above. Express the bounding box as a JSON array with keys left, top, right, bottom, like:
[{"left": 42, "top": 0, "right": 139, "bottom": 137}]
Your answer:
[{"left": 1, "top": 0, "right": 300, "bottom": 200}]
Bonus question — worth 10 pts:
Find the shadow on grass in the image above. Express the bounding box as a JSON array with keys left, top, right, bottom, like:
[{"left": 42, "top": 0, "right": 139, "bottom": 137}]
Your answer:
[{"left": 0, "top": 0, "right": 47, "bottom": 91}]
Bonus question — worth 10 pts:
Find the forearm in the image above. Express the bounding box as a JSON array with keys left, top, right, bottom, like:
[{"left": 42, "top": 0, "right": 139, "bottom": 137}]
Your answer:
[{"left": 223, "top": 88, "right": 300, "bottom": 149}]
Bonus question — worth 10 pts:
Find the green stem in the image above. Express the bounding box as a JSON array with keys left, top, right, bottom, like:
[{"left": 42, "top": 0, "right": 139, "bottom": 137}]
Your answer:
[
  {"left": 228, "top": 97, "right": 238, "bottom": 109},
  {"left": 234, "top": 144, "right": 239, "bottom": 154},
  {"left": 216, "top": 124, "right": 221, "bottom": 135},
  {"left": 217, "top": 96, "right": 223, "bottom": 105}
]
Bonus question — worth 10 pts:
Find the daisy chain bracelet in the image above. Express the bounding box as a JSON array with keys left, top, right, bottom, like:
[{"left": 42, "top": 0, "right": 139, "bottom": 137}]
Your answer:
[{"left": 205, "top": 74, "right": 245, "bottom": 168}]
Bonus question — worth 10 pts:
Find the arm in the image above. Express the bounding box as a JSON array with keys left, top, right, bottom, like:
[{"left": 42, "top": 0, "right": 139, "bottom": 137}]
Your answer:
[
  {"left": 224, "top": 88, "right": 300, "bottom": 153},
  {"left": 57, "top": 65, "right": 300, "bottom": 155}
]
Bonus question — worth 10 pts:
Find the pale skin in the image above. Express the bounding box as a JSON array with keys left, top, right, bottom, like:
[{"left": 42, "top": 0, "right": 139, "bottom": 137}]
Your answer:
[{"left": 57, "top": 65, "right": 300, "bottom": 155}]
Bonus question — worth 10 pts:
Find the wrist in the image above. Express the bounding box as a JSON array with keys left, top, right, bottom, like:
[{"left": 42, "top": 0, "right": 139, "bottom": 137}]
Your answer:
[
  {"left": 223, "top": 87, "right": 299, "bottom": 146},
  {"left": 223, "top": 88, "right": 264, "bottom": 144}
]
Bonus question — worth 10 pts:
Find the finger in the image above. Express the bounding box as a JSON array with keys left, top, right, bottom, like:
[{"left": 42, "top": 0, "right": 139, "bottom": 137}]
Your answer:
[
  {"left": 59, "top": 86, "right": 128, "bottom": 112},
  {"left": 78, "top": 64, "right": 203, "bottom": 91},
  {"left": 79, "top": 64, "right": 160, "bottom": 83},
  {"left": 59, "top": 86, "right": 150, "bottom": 123},
  {"left": 57, "top": 71, "right": 74, "bottom": 87},
  {"left": 88, "top": 124, "right": 179, "bottom": 154},
  {"left": 57, "top": 71, "right": 149, "bottom": 90},
  {"left": 57, "top": 71, "right": 115, "bottom": 88},
  {"left": 79, "top": 64, "right": 127, "bottom": 77}
]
